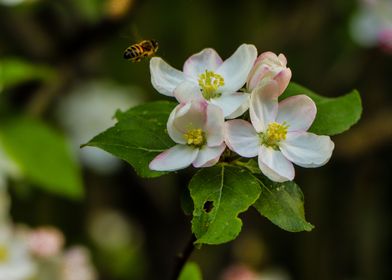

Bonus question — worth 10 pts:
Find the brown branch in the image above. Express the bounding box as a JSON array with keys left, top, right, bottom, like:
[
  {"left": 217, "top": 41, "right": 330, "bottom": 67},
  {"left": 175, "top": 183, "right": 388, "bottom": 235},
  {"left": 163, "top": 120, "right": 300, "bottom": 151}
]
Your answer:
[{"left": 171, "top": 234, "right": 197, "bottom": 280}]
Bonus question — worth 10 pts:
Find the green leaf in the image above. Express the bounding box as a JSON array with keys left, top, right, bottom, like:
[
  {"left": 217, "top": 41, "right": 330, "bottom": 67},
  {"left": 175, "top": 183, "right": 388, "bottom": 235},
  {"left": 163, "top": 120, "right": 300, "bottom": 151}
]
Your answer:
[
  {"left": 281, "top": 82, "right": 362, "bottom": 136},
  {"left": 0, "top": 58, "right": 55, "bottom": 90},
  {"left": 84, "top": 101, "right": 177, "bottom": 178},
  {"left": 254, "top": 179, "right": 313, "bottom": 232},
  {"left": 180, "top": 186, "right": 194, "bottom": 216},
  {"left": 232, "top": 159, "right": 260, "bottom": 174},
  {"left": 190, "top": 165, "right": 261, "bottom": 245},
  {"left": 178, "top": 262, "right": 203, "bottom": 280},
  {"left": 0, "top": 117, "right": 83, "bottom": 199}
]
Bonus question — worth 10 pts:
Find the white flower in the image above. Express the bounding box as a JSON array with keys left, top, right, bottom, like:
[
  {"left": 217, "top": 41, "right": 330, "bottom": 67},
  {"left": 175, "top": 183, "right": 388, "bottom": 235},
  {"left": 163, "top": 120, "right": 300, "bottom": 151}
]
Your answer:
[
  {"left": 150, "top": 44, "right": 257, "bottom": 118},
  {"left": 350, "top": 0, "right": 392, "bottom": 50},
  {"left": 149, "top": 101, "right": 226, "bottom": 171},
  {"left": 225, "top": 80, "right": 334, "bottom": 182},
  {"left": 0, "top": 226, "right": 36, "bottom": 280},
  {"left": 246, "top": 52, "right": 292, "bottom": 94},
  {"left": 56, "top": 80, "right": 143, "bottom": 174}
]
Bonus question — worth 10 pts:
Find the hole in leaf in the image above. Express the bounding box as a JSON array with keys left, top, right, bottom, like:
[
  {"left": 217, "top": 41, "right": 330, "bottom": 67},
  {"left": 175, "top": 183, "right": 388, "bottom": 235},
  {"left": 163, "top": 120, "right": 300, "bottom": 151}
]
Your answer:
[{"left": 203, "top": 201, "right": 214, "bottom": 213}]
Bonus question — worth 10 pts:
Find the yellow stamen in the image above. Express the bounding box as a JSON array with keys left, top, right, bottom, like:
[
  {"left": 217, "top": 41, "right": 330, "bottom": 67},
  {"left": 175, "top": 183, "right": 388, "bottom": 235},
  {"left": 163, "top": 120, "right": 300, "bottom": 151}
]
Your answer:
[
  {"left": 0, "top": 245, "right": 9, "bottom": 263},
  {"left": 261, "top": 122, "right": 289, "bottom": 149},
  {"left": 183, "top": 128, "right": 205, "bottom": 147},
  {"left": 198, "top": 70, "right": 224, "bottom": 99}
]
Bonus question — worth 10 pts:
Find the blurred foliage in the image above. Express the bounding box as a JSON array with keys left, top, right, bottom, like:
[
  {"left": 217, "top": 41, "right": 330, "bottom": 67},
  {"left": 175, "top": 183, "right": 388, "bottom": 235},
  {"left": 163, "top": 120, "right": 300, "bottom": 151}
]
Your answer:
[
  {"left": 0, "top": 117, "right": 83, "bottom": 198},
  {"left": 179, "top": 262, "right": 203, "bottom": 280}
]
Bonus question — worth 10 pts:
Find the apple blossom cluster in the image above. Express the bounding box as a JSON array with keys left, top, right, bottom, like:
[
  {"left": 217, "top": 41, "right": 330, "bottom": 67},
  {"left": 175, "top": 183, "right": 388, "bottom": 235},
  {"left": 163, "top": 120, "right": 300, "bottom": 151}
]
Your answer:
[
  {"left": 0, "top": 186, "right": 97, "bottom": 280},
  {"left": 149, "top": 44, "right": 334, "bottom": 182}
]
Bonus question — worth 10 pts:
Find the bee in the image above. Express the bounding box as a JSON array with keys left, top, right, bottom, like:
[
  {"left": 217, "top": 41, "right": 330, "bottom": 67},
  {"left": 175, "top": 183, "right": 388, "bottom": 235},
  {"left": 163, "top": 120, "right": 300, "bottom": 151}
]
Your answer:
[{"left": 123, "top": 40, "right": 159, "bottom": 62}]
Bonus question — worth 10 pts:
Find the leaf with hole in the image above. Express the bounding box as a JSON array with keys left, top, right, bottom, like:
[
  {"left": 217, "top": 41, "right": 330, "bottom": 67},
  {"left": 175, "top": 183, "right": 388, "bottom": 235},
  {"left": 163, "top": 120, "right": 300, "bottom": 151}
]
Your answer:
[{"left": 190, "top": 165, "right": 261, "bottom": 245}]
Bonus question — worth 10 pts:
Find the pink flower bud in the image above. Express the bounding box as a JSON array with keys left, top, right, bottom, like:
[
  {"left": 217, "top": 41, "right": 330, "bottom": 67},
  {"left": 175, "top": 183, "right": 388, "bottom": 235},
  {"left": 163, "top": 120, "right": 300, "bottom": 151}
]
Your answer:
[{"left": 246, "top": 52, "right": 292, "bottom": 94}]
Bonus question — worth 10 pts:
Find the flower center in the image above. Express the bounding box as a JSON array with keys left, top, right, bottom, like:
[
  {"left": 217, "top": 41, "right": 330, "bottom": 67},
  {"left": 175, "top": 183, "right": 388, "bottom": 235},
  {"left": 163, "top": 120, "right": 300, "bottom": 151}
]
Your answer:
[
  {"left": 0, "top": 245, "right": 9, "bottom": 263},
  {"left": 183, "top": 128, "right": 205, "bottom": 147},
  {"left": 198, "top": 70, "right": 224, "bottom": 100},
  {"left": 260, "top": 122, "right": 289, "bottom": 149}
]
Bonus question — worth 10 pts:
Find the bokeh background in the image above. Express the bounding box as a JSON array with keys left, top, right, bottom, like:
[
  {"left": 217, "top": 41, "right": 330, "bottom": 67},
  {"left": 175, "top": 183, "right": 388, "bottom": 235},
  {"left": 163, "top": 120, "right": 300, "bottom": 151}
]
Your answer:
[{"left": 0, "top": 0, "right": 391, "bottom": 279}]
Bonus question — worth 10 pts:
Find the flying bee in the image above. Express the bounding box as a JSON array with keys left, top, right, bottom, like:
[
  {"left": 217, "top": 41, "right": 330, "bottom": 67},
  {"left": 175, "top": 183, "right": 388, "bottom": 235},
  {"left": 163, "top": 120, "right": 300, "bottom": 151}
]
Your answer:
[{"left": 123, "top": 40, "right": 159, "bottom": 62}]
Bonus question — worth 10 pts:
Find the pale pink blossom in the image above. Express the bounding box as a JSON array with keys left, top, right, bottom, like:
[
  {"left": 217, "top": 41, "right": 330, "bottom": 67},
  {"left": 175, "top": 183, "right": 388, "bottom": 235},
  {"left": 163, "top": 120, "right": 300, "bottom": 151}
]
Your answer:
[
  {"left": 27, "top": 227, "right": 64, "bottom": 258},
  {"left": 61, "top": 246, "right": 97, "bottom": 280},
  {"left": 221, "top": 264, "right": 258, "bottom": 280},
  {"left": 150, "top": 44, "right": 257, "bottom": 118},
  {"left": 149, "top": 101, "right": 226, "bottom": 171},
  {"left": 225, "top": 80, "right": 334, "bottom": 182}
]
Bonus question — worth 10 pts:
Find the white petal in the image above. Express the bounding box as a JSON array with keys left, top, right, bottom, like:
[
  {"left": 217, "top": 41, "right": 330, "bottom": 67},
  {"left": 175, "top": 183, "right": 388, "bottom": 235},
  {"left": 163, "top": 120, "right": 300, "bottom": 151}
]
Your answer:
[
  {"left": 183, "top": 48, "right": 223, "bottom": 78},
  {"left": 276, "top": 95, "right": 317, "bottom": 132},
  {"left": 205, "top": 104, "right": 225, "bottom": 146},
  {"left": 210, "top": 92, "right": 249, "bottom": 117},
  {"left": 225, "top": 93, "right": 250, "bottom": 119},
  {"left": 150, "top": 57, "right": 186, "bottom": 96},
  {"left": 280, "top": 132, "right": 334, "bottom": 168},
  {"left": 171, "top": 101, "right": 207, "bottom": 133},
  {"left": 149, "top": 145, "right": 198, "bottom": 171},
  {"left": 174, "top": 81, "right": 204, "bottom": 103},
  {"left": 216, "top": 44, "right": 257, "bottom": 92},
  {"left": 193, "top": 143, "right": 226, "bottom": 168},
  {"left": 224, "top": 120, "right": 259, "bottom": 157},
  {"left": 258, "top": 146, "right": 294, "bottom": 182},
  {"left": 167, "top": 103, "right": 188, "bottom": 144},
  {"left": 250, "top": 80, "right": 279, "bottom": 132}
]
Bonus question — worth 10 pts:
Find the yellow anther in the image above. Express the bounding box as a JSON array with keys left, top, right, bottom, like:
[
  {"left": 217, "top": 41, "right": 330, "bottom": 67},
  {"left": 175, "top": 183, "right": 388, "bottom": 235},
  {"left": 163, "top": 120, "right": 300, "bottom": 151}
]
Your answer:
[
  {"left": 198, "top": 70, "right": 225, "bottom": 99},
  {"left": 0, "top": 245, "right": 9, "bottom": 263},
  {"left": 183, "top": 128, "right": 205, "bottom": 147},
  {"left": 261, "top": 122, "right": 289, "bottom": 149}
]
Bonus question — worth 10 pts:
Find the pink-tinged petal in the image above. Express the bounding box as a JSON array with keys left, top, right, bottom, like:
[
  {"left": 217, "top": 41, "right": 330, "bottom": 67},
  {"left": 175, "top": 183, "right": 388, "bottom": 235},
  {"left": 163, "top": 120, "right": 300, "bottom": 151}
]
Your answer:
[
  {"left": 193, "top": 143, "right": 226, "bottom": 168},
  {"left": 167, "top": 103, "right": 189, "bottom": 144},
  {"left": 225, "top": 94, "right": 250, "bottom": 119},
  {"left": 210, "top": 92, "right": 248, "bottom": 118},
  {"left": 183, "top": 48, "right": 223, "bottom": 78},
  {"left": 276, "top": 95, "right": 316, "bottom": 132},
  {"left": 171, "top": 100, "right": 207, "bottom": 133},
  {"left": 255, "top": 51, "right": 279, "bottom": 64},
  {"left": 205, "top": 104, "right": 225, "bottom": 146},
  {"left": 250, "top": 80, "right": 279, "bottom": 132},
  {"left": 258, "top": 146, "right": 294, "bottom": 182},
  {"left": 280, "top": 132, "right": 334, "bottom": 168},
  {"left": 216, "top": 44, "right": 257, "bottom": 92},
  {"left": 150, "top": 57, "right": 186, "bottom": 96},
  {"left": 278, "top": 53, "right": 288, "bottom": 65},
  {"left": 246, "top": 64, "right": 270, "bottom": 92},
  {"left": 246, "top": 51, "right": 290, "bottom": 92},
  {"left": 224, "top": 120, "right": 259, "bottom": 157},
  {"left": 274, "top": 68, "right": 292, "bottom": 94},
  {"left": 149, "top": 145, "right": 198, "bottom": 171},
  {"left": 174, "top": 81, "right": 204, "bottom": 103}
]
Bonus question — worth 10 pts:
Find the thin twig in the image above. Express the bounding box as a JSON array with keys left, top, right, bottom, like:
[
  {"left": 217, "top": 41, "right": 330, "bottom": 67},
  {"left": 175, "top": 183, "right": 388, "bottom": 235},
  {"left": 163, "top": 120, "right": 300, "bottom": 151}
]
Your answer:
[{"left": 171, "top": 234, "right": 197, "bottom": 280}]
